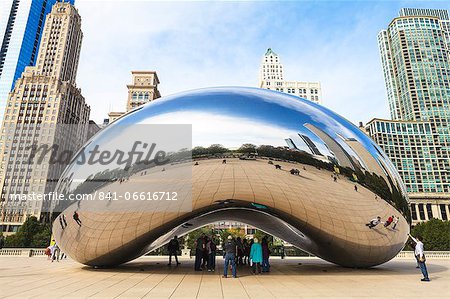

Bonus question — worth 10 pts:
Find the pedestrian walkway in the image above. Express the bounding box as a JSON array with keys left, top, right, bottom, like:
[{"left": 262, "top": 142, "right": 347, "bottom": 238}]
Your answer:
[{"left": 0, "top": 256, "right": 448, "bottom": 298}]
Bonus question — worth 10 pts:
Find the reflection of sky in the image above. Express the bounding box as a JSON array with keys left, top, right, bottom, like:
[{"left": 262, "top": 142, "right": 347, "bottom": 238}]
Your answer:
[
  {"left": 57, "top": 87, "right": 405, "bottom": 196},
  {"left": 137, "top": 112, "right": 290, "bottom": 149}
]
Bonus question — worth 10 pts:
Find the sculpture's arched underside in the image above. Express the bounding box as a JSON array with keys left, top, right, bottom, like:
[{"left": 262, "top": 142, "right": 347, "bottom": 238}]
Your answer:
[{"left": 53, "top": 87, "right": 410, "bottom": 268}]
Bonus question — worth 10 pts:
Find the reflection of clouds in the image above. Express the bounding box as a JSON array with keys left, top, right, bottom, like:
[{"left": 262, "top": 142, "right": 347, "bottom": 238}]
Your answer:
[
  {"left": 138, "top": 111, "right": 291, "bottom": 148},
  {"left": 55, "top": 88, "right": 407, "bottom": 207}
]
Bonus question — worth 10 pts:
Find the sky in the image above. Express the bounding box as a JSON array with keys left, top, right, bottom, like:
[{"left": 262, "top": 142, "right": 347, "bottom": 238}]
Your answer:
[{"left": 75, "top": 0, "right": 450, "bottom": 125}]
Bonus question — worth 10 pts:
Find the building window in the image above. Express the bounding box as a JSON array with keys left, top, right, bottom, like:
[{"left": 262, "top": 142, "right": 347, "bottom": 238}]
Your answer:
[
  {"left": 426, "top": 203, "right": 433, "bottom": 220},
  {"left": 439, "top": 204, "right": 448, "bottom": 221},
  {"left": 418, "top": 204, "right": 425, "bottom": 220}
]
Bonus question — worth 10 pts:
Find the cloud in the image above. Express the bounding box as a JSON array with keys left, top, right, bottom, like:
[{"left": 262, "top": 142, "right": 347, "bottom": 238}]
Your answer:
[{"left": 74, "top": 1, "right": 449, "bottom": 125}]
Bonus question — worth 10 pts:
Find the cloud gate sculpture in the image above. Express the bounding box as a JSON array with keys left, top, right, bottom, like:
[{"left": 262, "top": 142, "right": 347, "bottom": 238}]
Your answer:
[{"left": 52, "top": 87, "right": 410, "bottom": 268}]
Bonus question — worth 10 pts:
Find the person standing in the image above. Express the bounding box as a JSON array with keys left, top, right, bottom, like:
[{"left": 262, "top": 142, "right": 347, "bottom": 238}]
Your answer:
[
  {"left": 409, "top": 234, "right": 430, "bottom": 282},
  {"left": 392, "top": 216, "right": 399, "bottom": 230},
  {"left": 222, "top": 235, "right": 237, "bottom": 278},
  {"left": 45, "top": 246, "right": 52, "bottom": 260},
  {"left": 167, "top": 236, "right": 181, "bottom": 266},
  {"left": 59, "top": 215, "right": 65, "bottom": 229},
  {"left": 201, "top": 235, "right": 209, "bottom": 270},
  {"left": 242, "top": 239, "right": 249, "bottom": 265},
  {"left": 261, "top": 236, "right": 271, "bottom": 272},
  {"left": 194, "top": 234, "right": 206, "bottom": 271},
  {"left": 236, "top": 237, "right": 244, "bottom": 266},
  {"left": 280, "top": 244, "right": 285, "bottom": 259},
  {"left": 52, "top": 243, "right": 61, "bottom": 262},
  {"left": 73, "top": 211, "right": 82, "bottom": 227},
  {"left": 250, "top": 238, "right": 263, "bottom": 275},
  {"left": 207, "top": 236, "right": 217, "bottom": 271},
  {"left": 247, "top": 239, "right": 254, "bottom": 267}
]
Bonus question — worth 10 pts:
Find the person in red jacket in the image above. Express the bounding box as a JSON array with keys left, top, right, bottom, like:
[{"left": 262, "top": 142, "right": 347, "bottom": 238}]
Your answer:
[{"left": 384, "top": 215, "right": 394, "bottom": 227}]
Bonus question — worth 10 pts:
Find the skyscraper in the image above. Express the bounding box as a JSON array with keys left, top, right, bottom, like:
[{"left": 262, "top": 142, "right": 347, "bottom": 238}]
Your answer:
[
  {"left": 0, "top": 0, "right": 75, "bottom": 123},
  {"left": 367, "top": 8, "right": 450, "bottom": 224},
  {"left": 0, "top": 1, "right": 89, "bottom": 233},
  {"left": 259, "top": 48, "right": 322, "bottom": 104}
]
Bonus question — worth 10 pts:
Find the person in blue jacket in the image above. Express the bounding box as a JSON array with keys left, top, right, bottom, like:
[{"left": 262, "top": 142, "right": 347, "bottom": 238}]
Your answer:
[{"left": 250, "top": 237, "right": 263, "bottom": 274}]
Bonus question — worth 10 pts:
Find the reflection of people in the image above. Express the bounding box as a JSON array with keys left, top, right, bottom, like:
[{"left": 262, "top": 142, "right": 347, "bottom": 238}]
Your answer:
[
  {"left": 409, "top": 234, "right": 430, "bottom": 282},
  {"left": 59, "top": 216, "right": 65, "bottom": 229},
  {"left": 392, "top": 216, "right": 399, "bottom": 230},
  {"left": 222, "top": 236, "right": 237, "bottom": 278},
  {"left": 365, "top": 216, "right": 381, "bottom": 229},
  {"left": 167, "top": 236, "right": 181, "bottom": 266},
  {"left": 73, "top": 211, "right": 82, "bottom": 227},
  {"left": 384, "top": 215, "right": 394, "bottom": 228}
]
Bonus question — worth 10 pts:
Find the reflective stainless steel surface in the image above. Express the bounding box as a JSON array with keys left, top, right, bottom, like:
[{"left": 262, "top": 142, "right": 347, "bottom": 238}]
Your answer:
[{"left": 53, "top": 87, "right": 410, "bottom": 268}]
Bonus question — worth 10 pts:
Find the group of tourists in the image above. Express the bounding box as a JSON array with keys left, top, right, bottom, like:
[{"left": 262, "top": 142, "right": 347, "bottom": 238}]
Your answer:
[
  {"left": 193, "top": 234, "right": 218, "bottom": 272},
  {"left": 221, "top": 235, "right": 271, "bottom": 278},
  {"left": 45, "top": 240, "right": 66, "bottom": 262},
  {"left": 179, "top": 234, "right": 272, "bottom": 278},
  {"left": 365, "top": 215, "right": 399, "bottom": 229}
]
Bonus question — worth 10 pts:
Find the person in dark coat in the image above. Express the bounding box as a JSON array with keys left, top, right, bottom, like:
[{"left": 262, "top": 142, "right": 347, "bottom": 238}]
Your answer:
[
  {"left": 242, "top": 239, "right": 250, "bottom": 265},
  {"left": 194, "top": 234, "right": 206, "bottom": 271},
  {"left": 73, "top": 211, "right": 82, "bottom": 226},
  {"left": 167, "top": 236, "right": 181, "bottom": 266},
  {"left": 261, "top": 236, "right": 271, "bottom": 272},
  {"left": 247, "top": 239, "right": 254, "bottom": 267},
  {"left": 223, "top": 236, "right": 237, "bottom": 278},
  {"left": 206, "top": 236, "right": 217, "bottom": 271},
  {"left": 236, "top": 237, "right": 244, "bottom": 265}
]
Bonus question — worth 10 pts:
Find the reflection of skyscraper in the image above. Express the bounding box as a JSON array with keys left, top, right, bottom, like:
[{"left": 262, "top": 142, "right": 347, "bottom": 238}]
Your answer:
[
  {"left": 344, "top": 138, "right": 392, "bottom": 191},
  {"left": 0, "top": 2, "right": 89, "bottom": 233},
  {"left": 304, "top": 124, "right": 356, "bottom": 170},
  {"left": 367, "top": 8, "right": 450, "bottom": 224},
  {"left": 298, "top": 134, "right": 321, "bottom": 156},
  {"left": 0, "top": 0, "right": 74, "bottom": 123},
  {"left": 259, "top": 48, "right": 322, "bottom": 104}
]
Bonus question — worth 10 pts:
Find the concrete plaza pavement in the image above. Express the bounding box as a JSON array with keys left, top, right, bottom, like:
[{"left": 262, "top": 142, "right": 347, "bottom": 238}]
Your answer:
[{"left": 0, "top": 256, "right": 448, "bottom": 298}]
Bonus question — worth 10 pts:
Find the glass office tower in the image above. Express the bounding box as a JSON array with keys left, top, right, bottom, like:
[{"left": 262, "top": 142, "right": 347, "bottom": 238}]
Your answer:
[
  {"left": 367, "top": 8, "right": 450, "bottom": 224},
  {"left": 0, "top": 0, "right": 74, "bottom": 122}
]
